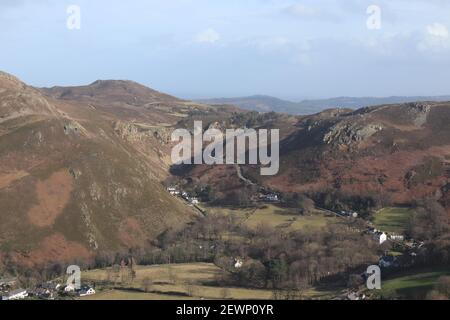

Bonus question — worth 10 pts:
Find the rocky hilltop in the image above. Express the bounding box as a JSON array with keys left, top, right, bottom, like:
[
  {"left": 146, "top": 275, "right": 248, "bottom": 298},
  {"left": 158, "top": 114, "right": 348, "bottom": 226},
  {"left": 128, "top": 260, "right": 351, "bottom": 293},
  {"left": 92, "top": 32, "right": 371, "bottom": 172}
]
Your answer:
[{"left": 262, "top": 102, "right": 449, "bottom": 209}]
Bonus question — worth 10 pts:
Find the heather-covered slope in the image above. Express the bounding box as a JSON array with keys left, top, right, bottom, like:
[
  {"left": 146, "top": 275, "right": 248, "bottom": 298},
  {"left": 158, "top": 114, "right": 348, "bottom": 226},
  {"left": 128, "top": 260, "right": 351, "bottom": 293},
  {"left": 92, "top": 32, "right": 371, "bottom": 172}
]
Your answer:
[
  {"left": 0, "top": 72, "right": 196, "bottom": 267},
  {"left": 265, "top": 102, "right": 449, "bottom": 205},
  {"left": 179, "top": 102, "right": 449, "bottom": 214}
]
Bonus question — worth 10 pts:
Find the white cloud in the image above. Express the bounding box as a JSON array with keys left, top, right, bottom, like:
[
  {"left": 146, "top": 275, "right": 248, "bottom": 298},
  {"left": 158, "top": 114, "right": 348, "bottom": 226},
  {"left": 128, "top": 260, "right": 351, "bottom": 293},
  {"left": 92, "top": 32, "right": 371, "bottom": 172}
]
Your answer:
[
  {"left": 195, "top": 28, "right": 220, "bottom": 44},
  {"left": 418, "top": 23, "right": 450, "bottom": 53},
  {"left": 426, "top": 23, "right": 449, "bottom": 38}
]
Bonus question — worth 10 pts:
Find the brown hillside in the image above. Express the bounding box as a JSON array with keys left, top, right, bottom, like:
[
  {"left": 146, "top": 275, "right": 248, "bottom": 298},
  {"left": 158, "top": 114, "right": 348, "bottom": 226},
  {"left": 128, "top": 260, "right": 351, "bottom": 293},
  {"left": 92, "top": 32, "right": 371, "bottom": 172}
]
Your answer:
[
  {"left": 250, "top": 103, "right": 450, "bottom": 210},
  {"left": 0, "top": 72, "right": 197, "bottom": 268},
  {"left": 178, "top": 102, "right": 449, "bottom": 212}
]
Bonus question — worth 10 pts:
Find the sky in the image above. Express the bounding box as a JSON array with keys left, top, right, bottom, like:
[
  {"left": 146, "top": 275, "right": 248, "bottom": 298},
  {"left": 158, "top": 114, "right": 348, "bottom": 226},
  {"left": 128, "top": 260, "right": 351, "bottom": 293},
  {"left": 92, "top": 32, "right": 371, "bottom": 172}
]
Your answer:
[{"left": 1, "top": 0, "right": 450, "bottom": 100}]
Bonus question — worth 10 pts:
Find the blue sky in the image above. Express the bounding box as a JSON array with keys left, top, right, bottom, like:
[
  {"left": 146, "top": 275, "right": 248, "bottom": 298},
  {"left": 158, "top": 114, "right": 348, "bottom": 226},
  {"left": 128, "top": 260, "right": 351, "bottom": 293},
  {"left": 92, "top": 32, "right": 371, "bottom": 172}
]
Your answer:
[{"left": 1, "top": 0, "right": 450, "bottom": 100}]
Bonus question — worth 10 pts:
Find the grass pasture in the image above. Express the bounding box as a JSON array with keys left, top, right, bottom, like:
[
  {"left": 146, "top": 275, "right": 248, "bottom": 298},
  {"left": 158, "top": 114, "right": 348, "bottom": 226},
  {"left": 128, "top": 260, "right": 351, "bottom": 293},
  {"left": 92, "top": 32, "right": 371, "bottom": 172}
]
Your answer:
[
  {"left": 373, "top": 207, "right": 414, "bottom": 234},
  {"left": 203, "top": 204, "right": 336, "bottom": 232},
  {"left": 81, "top": 263, "right": 341, "bottom": 300},
  {"left": 373, "top": 269, "right": 450, "bottom": 300}
]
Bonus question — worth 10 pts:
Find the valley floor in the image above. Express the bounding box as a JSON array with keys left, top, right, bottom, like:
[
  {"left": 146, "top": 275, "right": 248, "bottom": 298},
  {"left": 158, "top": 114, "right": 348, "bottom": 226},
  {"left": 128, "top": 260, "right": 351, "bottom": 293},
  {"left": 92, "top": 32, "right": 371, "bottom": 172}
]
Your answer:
[{"left": 80, "top": 263, "right": 343, "bottom": 300}]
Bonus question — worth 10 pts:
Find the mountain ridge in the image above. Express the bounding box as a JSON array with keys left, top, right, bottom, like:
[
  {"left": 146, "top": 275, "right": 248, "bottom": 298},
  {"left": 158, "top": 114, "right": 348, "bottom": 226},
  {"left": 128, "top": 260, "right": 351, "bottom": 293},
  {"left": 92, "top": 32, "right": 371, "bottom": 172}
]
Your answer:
[{"left": 198, "top": 94, "right": 450, "bottom": 115}]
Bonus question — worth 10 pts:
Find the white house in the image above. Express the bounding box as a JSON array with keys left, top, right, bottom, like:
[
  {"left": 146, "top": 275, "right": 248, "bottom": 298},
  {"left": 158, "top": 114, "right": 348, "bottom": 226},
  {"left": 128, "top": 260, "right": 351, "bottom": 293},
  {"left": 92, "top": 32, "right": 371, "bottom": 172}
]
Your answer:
[
  {"left": 2, "top": 288, "right": 28, "bottom": 300},
  {"left": 234, "top": 258, "right": 243, "bottom": 269},
  {"left": 64, "top": 284, "right": 76, "bottom": 292},
  {"left": 190, "top": 197, "right": 199, "bottom": 205},
  {"left": 167, "top": 187, "right": 180, "bottom": 196},
  {"left": 79, "top": 287, "right": 96, "bottom": 297},
  {"left": 260, "top": 194, "right": 279, "bottom": 202},
  {"left": 389, "top": 234, "right": 405, "bottom": 241},
  {"left": 378, "top": 232, "right": 388, "bottom": 245}
]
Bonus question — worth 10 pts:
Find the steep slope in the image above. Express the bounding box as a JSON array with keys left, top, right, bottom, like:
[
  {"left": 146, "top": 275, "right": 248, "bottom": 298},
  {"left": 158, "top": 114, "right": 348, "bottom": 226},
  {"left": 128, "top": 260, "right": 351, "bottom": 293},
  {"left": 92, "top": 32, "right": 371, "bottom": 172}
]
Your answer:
[
  {"left": 0, "top": 72, "right": 196, "bottom": 268},
  {"left": 41, "top": 80, "right": 242, "bottom": 180},
  {"left": 254, "top": 102, "right": 450, "bottom": 207},
  {"left": 178, "top": 102, "right": 449, "bottom": 213}
]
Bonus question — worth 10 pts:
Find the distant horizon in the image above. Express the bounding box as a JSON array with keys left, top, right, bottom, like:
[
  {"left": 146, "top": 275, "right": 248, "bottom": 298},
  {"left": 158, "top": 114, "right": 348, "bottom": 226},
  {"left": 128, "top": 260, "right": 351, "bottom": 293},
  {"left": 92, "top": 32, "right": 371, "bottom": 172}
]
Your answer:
[
  {"left": 4, "top": 68, "right": 450, "bottom": 103},
  {"left": 191, "top": 93, "right": 450, "bottom": 103},
  {"left": 1, "top": 1, "right": 450, "bottom": 99}
]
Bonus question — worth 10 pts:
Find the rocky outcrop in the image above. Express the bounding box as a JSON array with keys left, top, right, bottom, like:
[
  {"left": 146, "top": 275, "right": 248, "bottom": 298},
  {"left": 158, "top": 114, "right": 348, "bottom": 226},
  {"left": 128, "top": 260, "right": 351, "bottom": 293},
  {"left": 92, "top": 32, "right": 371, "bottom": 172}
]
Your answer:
[
  {"left": 405, "top": 102, "right": 432, "bottom": 126},
  {"left": 113, "top": 121, "right": 171, "bottom": 144},
  {"left": 323, "top": 122, "right": 383, "bottom": 146}
]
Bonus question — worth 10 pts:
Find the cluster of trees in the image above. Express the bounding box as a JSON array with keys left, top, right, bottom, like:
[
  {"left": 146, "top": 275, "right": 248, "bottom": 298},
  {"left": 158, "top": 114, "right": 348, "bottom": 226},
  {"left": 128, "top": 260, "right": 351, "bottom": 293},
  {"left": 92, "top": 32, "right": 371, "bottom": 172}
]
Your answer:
[
  {"left": 314, "top": 189, "right": 378, "bottom": 217},
  {"left": 212, "top": 189, "right": 254, "bottom": 207},
  {"left": 281, "top": 193, "right": 315, "bottom": 215},
  {"left": 407, "top": 199, "right": 450, "bottom": 266},
  {"left": 151, "top": 213, "right": 380, "bottom": 291},
  {"left": 227, "top": 225, "right": 378, "bottom": 290},
  {"left": 0, "top": 255, "right": 93, "bottom": 288},
  {"left": 1, "top": 210, "right": 381, "bottom": 291},
  {"left": 3, "top": 195, "right": 447, "bottom": 294}
]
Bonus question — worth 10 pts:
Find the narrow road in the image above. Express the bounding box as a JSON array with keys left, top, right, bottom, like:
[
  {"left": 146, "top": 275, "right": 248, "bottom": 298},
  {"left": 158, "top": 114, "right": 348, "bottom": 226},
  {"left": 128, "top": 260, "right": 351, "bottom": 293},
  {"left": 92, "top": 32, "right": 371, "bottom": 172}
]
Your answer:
[{"left": 235, "top": 165, "right": 255, "bottom": 186}]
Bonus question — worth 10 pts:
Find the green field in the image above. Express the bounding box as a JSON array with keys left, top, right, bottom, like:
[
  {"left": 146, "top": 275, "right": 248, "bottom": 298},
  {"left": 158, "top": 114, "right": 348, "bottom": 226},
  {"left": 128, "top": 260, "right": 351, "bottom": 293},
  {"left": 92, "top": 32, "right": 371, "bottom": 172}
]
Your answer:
[
  {"left": 373, "top": 269, "right": 450, "bottom": 300},
  {"left": 203, "top": 204, "right": 336, "bottom": 231},
  {"left": 81, "top": 263, "right": 341, "bottom": 300},
  {"left": 373, "top": 207, "right": 414, "bottom": 234}
]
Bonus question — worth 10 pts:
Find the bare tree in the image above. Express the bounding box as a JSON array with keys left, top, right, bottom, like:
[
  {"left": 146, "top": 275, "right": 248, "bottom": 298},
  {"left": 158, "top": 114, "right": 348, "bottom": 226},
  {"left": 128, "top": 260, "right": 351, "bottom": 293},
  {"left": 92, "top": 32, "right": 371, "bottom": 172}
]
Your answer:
[{"left": 142, "top": 277, "right": 153, "bottom": 293}]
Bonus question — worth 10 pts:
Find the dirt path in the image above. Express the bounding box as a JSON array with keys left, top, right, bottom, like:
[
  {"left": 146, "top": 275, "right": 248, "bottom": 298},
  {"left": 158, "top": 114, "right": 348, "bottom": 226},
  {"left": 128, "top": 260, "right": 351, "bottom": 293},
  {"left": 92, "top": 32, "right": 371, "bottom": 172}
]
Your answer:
[{"left": 235, "top": 165, "right": 255, "bottom": 186}]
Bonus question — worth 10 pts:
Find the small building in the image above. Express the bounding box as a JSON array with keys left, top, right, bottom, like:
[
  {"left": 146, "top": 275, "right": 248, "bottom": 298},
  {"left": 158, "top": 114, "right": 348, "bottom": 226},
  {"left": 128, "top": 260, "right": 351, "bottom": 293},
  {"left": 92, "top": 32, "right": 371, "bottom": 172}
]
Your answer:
[
  {"left": 79, "top": 287, "right": 96, "bottom": 297},
  {"left": 340, "top": 211, "right": 358, "bottom": 218},
  {"left": 28, "top": 287, "right": 55, "bottom": 299},
  {"left": 234, "top": 258, "right": 243, "bottom": 269},
  {"left": 64, "top": 284, "right": 76, "bottom": 292},
  {"left": 260, "top": 194, "right": 279, "bottom": 202},
  {"left": 43, "top": 282, "right": 61, "bottom": 291},
  {"left": 2, "top": 288, "right": 28, "bottom": 300},
  {"left": 389, "top": 234, "right": 405, "bottom": 241},
  {"left": 347, "top": 292, "right": 361, "bottom": 300},
  {"left": 190, "top": 197, "right": 199, "bottom": 205},
  {"left": 167, "top": 187, "right": 180, "bottom": 196},
  {"left": 375, "top": 232, "right": 388, "bottom": 245}
]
